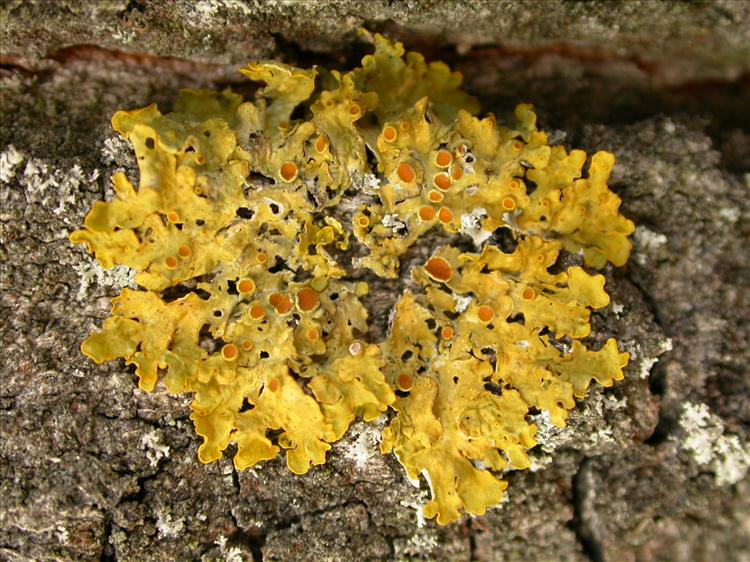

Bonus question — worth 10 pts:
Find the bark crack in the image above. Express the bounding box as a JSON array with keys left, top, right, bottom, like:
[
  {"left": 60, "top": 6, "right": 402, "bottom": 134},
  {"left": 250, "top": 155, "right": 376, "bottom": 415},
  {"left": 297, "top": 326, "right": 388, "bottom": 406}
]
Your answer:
[{"left": 571, "top": 458, "right": 604, "bottom": 562}]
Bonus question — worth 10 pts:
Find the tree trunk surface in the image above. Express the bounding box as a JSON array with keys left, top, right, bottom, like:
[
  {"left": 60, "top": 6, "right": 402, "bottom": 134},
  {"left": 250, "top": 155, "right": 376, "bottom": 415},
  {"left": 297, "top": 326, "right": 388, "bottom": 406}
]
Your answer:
[{"left": 1, "top": 1, "right": 748, "bottom": 561}]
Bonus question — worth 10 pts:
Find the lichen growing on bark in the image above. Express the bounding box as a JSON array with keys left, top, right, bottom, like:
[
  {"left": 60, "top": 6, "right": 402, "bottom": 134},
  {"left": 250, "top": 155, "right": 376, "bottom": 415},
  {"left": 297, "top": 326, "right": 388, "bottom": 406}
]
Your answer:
[{"left": 70, "top": 34, "right": 633, "bottom": 525}]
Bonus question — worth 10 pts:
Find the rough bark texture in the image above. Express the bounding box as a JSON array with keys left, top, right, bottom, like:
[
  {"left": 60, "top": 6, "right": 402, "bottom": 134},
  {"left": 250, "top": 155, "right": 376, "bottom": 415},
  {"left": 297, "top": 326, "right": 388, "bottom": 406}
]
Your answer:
[{"left": 1, "top": 1, "right": 748, "bottom": 561}]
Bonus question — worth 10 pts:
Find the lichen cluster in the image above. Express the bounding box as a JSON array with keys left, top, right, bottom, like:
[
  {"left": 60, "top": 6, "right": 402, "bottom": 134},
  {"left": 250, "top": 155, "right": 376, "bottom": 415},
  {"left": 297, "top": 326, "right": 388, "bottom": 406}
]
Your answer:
[{"left": 71, "top": 34, "right": 634, "bottom": 524}]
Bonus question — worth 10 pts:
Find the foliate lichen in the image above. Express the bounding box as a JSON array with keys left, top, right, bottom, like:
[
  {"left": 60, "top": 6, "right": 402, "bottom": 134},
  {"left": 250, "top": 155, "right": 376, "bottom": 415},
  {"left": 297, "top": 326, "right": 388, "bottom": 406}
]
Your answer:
[{"left": 71, "top": 34, "right": 634, "bottom": 524}]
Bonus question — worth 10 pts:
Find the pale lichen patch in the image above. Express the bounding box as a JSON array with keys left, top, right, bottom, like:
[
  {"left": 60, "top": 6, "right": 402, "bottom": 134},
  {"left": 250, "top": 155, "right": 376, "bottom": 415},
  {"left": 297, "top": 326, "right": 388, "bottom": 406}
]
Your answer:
[
  {"left": 0, "top": 145, "right": 25, "bottom": 183},
  {"left": 459, "top": 207, "right": 491, "bottom": 247},
  {"left": 679, "top": 402, "right": 750, "bottom": 485},
  {"left": 101, "top": 135, "right": 133, "bottom": 168},
  {"left": 633, "top": 226, "right": 668, "bottom": 251},
  {"left": 156, "top": 512, "right": 184, "bottom": 539},
  {"left": 19, "top": 157, "right": 100, "bottom": 221},
  {"left": 393, "top": 527, "right": 439, "bottom": 559},
  {"left": 140, "top": 429, "right": 171, "bottom": 467},
  {"left": 73, "top": 257, "right": 136, "bottom": 301},
  {"left": 54, "top": 524, "right": 69, "bottom": 544},
  {"left": 338, "top": 420, "right": 384, "bottom": 471},
  {"left": 215, "top": 535, "right": 245, "bottom": 562},
  {"left": 633, "top": 225, "right": 668, "bottom": 265}
]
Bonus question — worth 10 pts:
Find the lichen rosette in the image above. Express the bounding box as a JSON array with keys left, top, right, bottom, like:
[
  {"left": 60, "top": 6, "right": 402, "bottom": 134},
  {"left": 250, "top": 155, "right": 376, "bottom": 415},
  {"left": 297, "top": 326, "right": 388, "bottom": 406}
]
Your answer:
[{"left": 71, "top": 34, "right": 634, "bottom": 524}]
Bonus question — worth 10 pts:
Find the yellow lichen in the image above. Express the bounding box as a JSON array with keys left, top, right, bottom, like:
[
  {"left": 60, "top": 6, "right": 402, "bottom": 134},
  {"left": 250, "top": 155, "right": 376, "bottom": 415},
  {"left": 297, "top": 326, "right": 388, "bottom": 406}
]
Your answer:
[
  {"left": 71, "top": 33, "right": 634, "bottom": 524},
  {"left": 380, "top": 240, "right": 628, "bottom": 523}
]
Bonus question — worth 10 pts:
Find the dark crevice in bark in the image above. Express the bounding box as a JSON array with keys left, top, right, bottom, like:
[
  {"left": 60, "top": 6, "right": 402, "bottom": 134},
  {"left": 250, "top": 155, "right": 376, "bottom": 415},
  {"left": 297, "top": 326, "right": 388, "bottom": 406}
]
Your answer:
[
  {"left": 122, "top": 0, "right": 147, "bottom": 15},
  {"left": 249, "top": 537, "right": 265, "bottom": 562},
  {"left": 466, "top": 517, "right": 478, "bottom": 562},
  {"left": 268, "top": 32, "right": 366, "bottom": 72},
  {"left": 643, "top": 360, "right": 675, "bottom": 446},
  {"left": 625, "top": 268, "right": 665, "bottom": 331},
  {"left": 625, "top": 268, "right": 672, "bottom": 446},
  {"left": 4, "top": 35, "right": 747, "bottom": 135},
  {"left": 228, "top": 508, "right": 266, "bottom": 562},
  {"left": 98, "top": 453, "right": 170, "bottom": 561},
  {"left": 228, "top": 463, "right": 265, "bottom": 562},
  {"left": 570, "top": 459, "right": 604, "bottom": 562},
  {"left": 99, "top": 515, "right": 116, "bottom": 562}
]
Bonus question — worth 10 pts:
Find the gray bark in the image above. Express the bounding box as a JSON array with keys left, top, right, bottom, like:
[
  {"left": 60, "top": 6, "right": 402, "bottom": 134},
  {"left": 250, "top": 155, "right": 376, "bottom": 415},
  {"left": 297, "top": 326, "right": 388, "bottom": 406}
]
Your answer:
[{"left": 1, "top": 1, "right": 748, "bottom": 560}]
